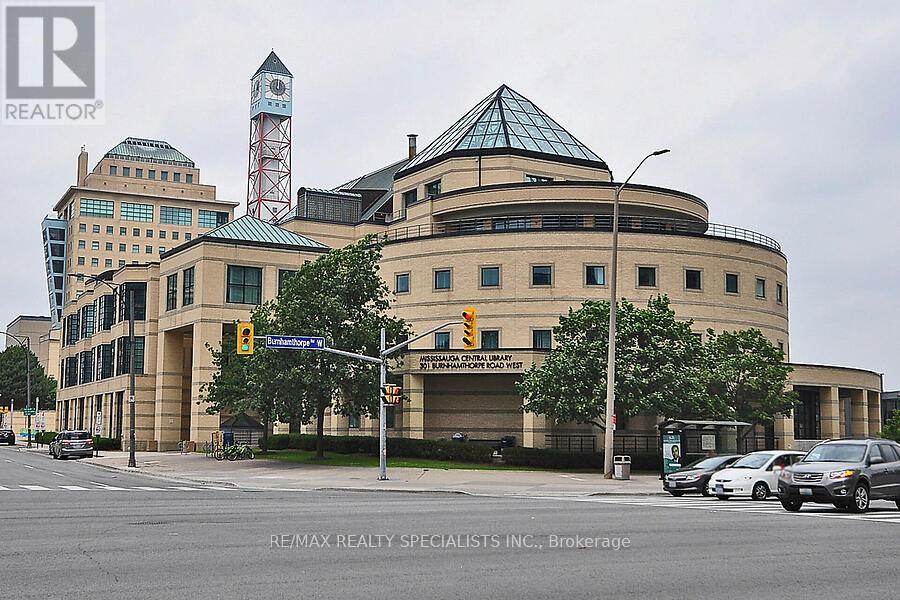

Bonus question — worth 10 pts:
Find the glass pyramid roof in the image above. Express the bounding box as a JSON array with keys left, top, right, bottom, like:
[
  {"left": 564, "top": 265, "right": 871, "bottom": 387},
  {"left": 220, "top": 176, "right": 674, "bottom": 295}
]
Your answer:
[{"left": 398, "top": 85, "right": 606, "bottom": 177}]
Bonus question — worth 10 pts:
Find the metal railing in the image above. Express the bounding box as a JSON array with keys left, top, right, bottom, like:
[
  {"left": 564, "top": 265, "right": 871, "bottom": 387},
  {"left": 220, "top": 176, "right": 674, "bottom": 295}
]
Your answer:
[
  {"left": 546, "top": 433, "right": 780, "bottom": 455},
  {"left": 546, "top": 434, "right": 596, "bottom": 453},
  {"left": 378, "top": 213, "right": 782, "bottom": 254}
]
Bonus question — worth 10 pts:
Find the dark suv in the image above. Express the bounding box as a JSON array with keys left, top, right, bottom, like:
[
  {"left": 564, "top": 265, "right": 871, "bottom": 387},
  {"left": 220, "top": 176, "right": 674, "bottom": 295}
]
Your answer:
[{"left": 776, "top": 438, "right": 900, "bottom": 513}]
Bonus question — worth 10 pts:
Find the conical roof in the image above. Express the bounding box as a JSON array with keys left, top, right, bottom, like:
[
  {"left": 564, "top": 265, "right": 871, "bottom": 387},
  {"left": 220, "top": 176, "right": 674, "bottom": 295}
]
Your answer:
[
  {"left": 396, "top": 84, "right": 606, "bottom": 178},
  {"left": 253, "top": 51, "right": 292, "bottom": 78}
]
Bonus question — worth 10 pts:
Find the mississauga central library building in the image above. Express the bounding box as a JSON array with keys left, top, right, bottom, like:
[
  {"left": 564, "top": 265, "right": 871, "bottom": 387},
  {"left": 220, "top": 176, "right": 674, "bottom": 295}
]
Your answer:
[{"left": 53, "top": 84, "right": 883, "bottom": 453}]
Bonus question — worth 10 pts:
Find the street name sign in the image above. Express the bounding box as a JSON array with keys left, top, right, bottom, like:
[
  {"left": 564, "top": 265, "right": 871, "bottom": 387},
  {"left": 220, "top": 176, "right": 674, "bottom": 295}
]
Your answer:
[
  {"left": 23, "top": 407, "right": 36, "bottom": 416},
  {"left": 266, "top": 335, "right": 326, "bottom": 350}
]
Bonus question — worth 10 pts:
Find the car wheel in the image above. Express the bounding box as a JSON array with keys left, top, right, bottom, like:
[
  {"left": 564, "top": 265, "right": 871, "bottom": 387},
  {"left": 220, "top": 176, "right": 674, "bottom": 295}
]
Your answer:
[
  {"left": 848, "top": 483, "right": 869, "bottom": 513},
  {"left": 668, "top": 491, "right": 685, "bottom": 497},
  {"left": 715, "top": 495, "right": 730, "bottom": 501},
  {"left": 752, "top": 482, "right": 770, "bottom": 501},
  {"left": 781, "top": 499, "right": 803, "bottom": 512}
]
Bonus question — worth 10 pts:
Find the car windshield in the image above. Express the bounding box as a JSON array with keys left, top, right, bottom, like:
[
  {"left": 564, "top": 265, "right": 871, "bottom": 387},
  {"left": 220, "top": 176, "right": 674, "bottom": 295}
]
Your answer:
[
  {"left": 730, "top": 454, "right": 770, "bottom": 469},
  {"left": 803, "top": 444, "right": 866, "bottom": 463},
  {"left": 63, "top": 431, "right": 91, "bottom": 440},
  {"left": 684, "top": 456, "right": 732, "bottom": 470}
]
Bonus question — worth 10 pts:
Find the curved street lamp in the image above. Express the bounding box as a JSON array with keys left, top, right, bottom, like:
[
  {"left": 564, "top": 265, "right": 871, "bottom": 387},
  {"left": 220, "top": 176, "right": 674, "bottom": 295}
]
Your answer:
[
  {"left": 604, "top": 149, "right": 670, "bottom": 478},
  {"left": 1, "top": 331, "right": 32, "bottom": 447}
]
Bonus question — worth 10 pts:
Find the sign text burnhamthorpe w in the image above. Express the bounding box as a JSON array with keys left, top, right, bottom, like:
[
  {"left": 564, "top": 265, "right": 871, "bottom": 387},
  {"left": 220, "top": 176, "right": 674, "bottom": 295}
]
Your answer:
[{"left": 2, "top": 2, "right": 105, "bottom": 124}]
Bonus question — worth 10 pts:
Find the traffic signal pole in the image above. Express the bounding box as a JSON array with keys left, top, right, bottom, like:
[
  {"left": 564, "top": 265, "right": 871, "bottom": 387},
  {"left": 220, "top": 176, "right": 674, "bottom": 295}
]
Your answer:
[{"left": 378, "top": 328, "right": 387, "bottom": 480}]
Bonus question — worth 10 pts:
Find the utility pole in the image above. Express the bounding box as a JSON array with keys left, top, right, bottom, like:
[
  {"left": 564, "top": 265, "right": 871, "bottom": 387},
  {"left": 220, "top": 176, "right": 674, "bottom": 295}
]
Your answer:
[{"left": 603, "top": 149, "right": 670, "bottom": 478}]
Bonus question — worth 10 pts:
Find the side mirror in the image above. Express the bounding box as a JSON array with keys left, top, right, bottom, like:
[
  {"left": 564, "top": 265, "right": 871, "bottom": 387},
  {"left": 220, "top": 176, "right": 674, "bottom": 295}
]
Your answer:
[{"left": 869, "top": 456, "right": 884, "bottom": 466}]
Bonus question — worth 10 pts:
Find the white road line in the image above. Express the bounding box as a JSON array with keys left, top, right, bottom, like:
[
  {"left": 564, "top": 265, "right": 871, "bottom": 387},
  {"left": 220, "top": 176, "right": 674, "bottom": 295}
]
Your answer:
[
  {"left": 132, "top": 486, "right": 165, "bottom": 491},
  {"left": 20, "top": 485, "right": 51, "bottom": 491},
  {"left": 208, "top": 486, "right": 234, "bottom": 491},
  {"left": 91, "top": 484, "right": 129, "bottom": 490},
  {"left": 24, "top": 465, "right": 35, "bottom": 469},
  {"left": 52, "top": 472, "right": 65, "bottom": 477},
  {"left": 3, "top": 459, "right": 12, "bottom": 463},
  {"left": 59, "top": 485, "right": 90, "bottom": 491},
  {"left": 169, "top": 486, "right": 201, "bottom": 491},
  {"left": 0, "top": 486, "right": 9, "bottom": 491}
]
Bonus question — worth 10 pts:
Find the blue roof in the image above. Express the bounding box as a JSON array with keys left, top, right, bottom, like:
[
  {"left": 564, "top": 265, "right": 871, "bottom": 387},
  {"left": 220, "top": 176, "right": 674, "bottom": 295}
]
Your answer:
[
  {"left": 104, "top": 137, "right": 194, "bottom": 167},
  {"left": 397, "top": 84, "right": 606, "bottom": 178},
  {"left": 203, "top": 215, "right": 328, "bottom": 249}
]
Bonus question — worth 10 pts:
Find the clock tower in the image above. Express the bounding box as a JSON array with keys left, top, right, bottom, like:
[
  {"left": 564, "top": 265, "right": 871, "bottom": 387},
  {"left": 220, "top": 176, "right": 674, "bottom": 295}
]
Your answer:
[{"left": 247, "top": 51, "right": 293, "bottom": 222}]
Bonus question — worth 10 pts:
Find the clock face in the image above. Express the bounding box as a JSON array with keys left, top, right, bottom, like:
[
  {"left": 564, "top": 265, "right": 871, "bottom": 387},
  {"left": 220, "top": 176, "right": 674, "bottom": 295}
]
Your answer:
[
  {"left": 250, "top": 77, "right": 261, "bottom": 101},
  {"left": 264, "top": 74, "right": 291, "bottom": 101}
]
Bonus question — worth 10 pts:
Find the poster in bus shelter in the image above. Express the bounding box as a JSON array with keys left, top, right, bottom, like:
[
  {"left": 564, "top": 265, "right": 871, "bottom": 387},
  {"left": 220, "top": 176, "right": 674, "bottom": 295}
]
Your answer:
[{"left": 662, "top": 433, "right": 682, "bottom": 474}]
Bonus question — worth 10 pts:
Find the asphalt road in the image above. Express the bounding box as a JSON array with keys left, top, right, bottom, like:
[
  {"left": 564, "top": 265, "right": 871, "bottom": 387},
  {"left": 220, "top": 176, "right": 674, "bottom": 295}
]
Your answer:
[{"left": 2, "top": 445, "right": 899, "bottom": 600}]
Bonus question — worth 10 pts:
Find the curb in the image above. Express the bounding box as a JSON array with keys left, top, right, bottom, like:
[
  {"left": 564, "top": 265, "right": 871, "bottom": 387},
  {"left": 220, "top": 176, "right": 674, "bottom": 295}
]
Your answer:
[
  {"left": 314, "top": 486, "right": 474, "bottom": 496},
  {"left": 82, "top": 459, "right": 240, "bottom": 489}
]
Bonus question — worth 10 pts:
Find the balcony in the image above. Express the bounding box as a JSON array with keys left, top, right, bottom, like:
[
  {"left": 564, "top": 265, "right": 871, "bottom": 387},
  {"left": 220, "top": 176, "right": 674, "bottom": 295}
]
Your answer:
[{"left": 379, "top": 213, "right": 782, "bottom": 254}]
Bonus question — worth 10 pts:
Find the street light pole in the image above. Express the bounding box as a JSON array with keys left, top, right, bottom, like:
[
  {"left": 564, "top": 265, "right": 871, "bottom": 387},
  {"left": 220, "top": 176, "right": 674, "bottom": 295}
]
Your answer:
[
  {"left": 0, "top": 332, "right": 32, "bottom": 447},
  {"left": 603, "top": 149, "right": 670, "bottom": 478}
]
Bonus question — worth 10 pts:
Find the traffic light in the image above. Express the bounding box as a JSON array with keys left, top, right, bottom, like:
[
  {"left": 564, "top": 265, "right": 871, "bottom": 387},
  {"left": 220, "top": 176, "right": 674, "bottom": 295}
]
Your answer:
[
  {"left": 462, "top": 307, "right": 477, "bottom": 350},
  {"left": 237, "top": 322, "right": 254, "bottom": 355},
  {"left": 381, "top": 384, "right": 402, "bottom": 405}
]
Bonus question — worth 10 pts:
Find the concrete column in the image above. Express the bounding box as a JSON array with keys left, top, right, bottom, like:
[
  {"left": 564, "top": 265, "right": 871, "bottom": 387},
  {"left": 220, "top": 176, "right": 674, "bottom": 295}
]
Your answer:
[
  {"left": 189, "top": 321, "right": 222, "bottom": 444},
  {"left": 405, "top": 373, "right": 424, "bottom": 439},
  {"left": 820, "top": 386, "right": 841, "bottom": 439},
  {"left": 867, "top": 391, "right": 882, "bottom": 435},
  {"left": 850, "top": 389, "right": 869, "bottom": 437},
  {"left": 522, "top": 403, "right": 548, "bottom": 449},
  {"left": 775, "top": 412, "right": 795, "bottom": 450},
  {"left": 154, "top": 330, "right": 185, "bottom": 451}
]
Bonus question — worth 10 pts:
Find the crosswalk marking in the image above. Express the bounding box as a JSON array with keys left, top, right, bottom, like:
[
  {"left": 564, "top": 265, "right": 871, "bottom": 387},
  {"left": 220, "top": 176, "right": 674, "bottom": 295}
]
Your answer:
[
  {"left": 0, "top": 483, "right": 235, "bottom": 492},
  {"left": 0, "top": 485, "right": 8, "bottom": 490},
  {"left": 59, "top": 485, "right": 90, "bottom": 491},
  {"left": 169, "top": 486, "right": 201, "bottom": 491},
  {"left": 90, "top": 481, "right": 129, "bottom": 490},
  {"left": 132, "top": 486, "right": 164, "bottom": 491},
  {"left": 20, "top": 485, "right": 50, "bottom": 490}
]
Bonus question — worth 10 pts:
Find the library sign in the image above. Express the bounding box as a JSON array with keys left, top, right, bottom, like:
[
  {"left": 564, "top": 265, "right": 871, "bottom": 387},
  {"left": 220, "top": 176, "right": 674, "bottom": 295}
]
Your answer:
[{"left": 414, "top": 352, "right": 531, "bottom": 373}]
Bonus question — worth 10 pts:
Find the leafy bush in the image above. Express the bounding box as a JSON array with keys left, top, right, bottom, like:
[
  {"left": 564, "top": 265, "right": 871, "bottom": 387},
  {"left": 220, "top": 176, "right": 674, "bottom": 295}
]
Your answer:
[
  {"left": 881, "top": 409, "right": 900, "bottom": 442},
  {"left": 502, "top": 447, "right": 661, "bottom": 471},
  {"left": 95, "top": 437, "right": 121, "bottom": 451},
  {"left": 36, "top": 431, "right": 57, "bottom": 445},
  {"left": 265, "top": 433, "right": 493, "bottom": 463}
]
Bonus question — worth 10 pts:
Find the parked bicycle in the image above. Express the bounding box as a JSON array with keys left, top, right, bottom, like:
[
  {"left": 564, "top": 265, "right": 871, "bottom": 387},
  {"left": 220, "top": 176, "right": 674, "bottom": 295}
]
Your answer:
[{"left": 214, "top": 444, "right": 255, "bottom": 461}]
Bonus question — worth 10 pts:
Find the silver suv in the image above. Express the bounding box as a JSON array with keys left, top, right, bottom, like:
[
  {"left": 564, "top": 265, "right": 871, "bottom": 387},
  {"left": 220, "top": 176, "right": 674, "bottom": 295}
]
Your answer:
[{"left": 776, "top": 438, "right": 900, "bottom": 513}]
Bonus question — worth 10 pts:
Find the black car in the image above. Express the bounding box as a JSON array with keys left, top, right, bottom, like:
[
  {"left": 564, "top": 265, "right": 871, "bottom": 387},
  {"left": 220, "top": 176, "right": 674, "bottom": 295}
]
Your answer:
[
  {"left": 0, "top": 429, "right": 15, "bottom": 445},
  {"left": 663, "top": 454, "right": 742, "bottom": 496}
]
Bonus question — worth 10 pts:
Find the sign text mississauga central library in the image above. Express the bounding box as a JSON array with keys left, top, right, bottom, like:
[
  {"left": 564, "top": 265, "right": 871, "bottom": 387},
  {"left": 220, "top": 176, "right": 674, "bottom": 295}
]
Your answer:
[{"left": 417, "top": 353, "right": 525, "bottom": 372}]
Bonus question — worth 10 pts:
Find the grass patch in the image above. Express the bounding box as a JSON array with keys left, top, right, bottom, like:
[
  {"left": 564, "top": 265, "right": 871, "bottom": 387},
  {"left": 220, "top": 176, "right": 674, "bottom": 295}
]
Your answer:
[{"left": 258, "top": 449, "right": 658, "bottom": 474}]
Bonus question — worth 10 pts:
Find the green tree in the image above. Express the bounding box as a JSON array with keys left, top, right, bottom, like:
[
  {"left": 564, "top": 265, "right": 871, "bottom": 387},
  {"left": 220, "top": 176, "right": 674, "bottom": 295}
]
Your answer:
[
  {"left": 704, "top": 328, "right": 797, "bottom": 439},
  {"left": 202, "top": 235, "right": 408, "bottom": 458},
  {"left": 517, "top": 296, "right": 724, "bottom": 429},
  {"left": 0, "top": 345, "right": 56, "bottom": 409},
  {"left": 879, "top": 410, "right": 900, "bottom": 442}
]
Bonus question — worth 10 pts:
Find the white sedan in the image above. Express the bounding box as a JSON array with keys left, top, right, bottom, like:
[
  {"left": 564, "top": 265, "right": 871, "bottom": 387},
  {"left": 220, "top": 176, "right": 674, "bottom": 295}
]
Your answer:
[{"left": 708, "top": 450, "right": 805, "bottom": 500}]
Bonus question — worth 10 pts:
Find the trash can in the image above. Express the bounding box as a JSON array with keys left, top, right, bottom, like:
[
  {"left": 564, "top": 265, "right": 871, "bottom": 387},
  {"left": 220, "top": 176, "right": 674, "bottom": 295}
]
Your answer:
[{"left": 613, "top": 455, "right": 631, "bottom": 480}]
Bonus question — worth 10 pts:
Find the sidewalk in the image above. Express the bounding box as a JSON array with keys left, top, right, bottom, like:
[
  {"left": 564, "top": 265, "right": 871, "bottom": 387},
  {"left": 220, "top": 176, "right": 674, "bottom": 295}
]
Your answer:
[{"left": 80, "top": 451, "right": 667, "bottom": 497}]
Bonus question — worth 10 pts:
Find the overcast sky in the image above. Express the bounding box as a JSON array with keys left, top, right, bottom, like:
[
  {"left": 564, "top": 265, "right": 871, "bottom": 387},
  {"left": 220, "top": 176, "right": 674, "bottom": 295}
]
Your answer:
[{"left": 1, "top": 1, "right": 898, "bottom": 388}]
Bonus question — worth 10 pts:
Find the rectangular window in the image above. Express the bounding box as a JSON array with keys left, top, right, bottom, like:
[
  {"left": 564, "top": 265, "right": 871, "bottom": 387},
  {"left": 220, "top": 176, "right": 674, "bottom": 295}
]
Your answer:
[
  {"left": 531, "top": 265, "right": 552, "bottom": 286},
  {"left": 109, "top": 165, "right": 117, "bottom": 176},
  {"left": 492, "top": 216, "right": 528, "bottom": 231},
  {"left": 122, "top": 167, "right": 130, "bottom": 177},
  {"left": 776, "top": 283, "right": 784, "bottom": 304},
  {"left": 77, "top": 256, "right": 85, "bottom": 266},
  {"left": 434, "top": 331, "right": 451, "bottom": 349},
  {"left": 106, "top": 226, "right": 113, "bottom": 235},
  {"left": 278, "top": 269, "right": 297, "bottom": 295},
  {"left": 80, "top": 198, "right": 115, "bottom": 218},
  {"left": 394, "top": 272, "right": 410, "bottom": 294},
  {"left": 148, "top": 170, "right": 156, "bottom": 180},
  {"left": 78, "top": 240, "right": 86, "bottom": 249},
  {"left": 166, "top": 273, "right": 178, "bottom": 311},
  {"left": 146, "top": 229, "right": 153, "bottom": 238},
  {"left": 79, "top": 350, "right": 94, "bottom": 384},
  {"left": 119, "top": 260, "right": 125, "bottom": 267},
  {"left": 532, "top": 329, "right": 552, "bottom": 350},
  {"left": 161, "top": 171, "right": 169, "bottom": 181},
  {"left": 182, "top": 267, "right": 195, "bottom": 306},
  {"left": 91, "top": 241, "right": 100, "bottom": 250},
  {"left": 526, "top": 174, "right": 553, "bottom": 183},
  {"left": 173, "top": 172, "right": 181, "bottom": 183},
  {"left": 425, "top": 180, "right": 442, "bottom": 197},
  {"left": 80, "top": 303, "right": 95, "bottom": 338},
  {"left": 158, "top": 247, "right": 165, "bottom": 255},
  {"left": 403, "top": 189, "right": 417, "bottom": 207},
  {"left": 349, "top": 414, "right": 361, "bottom": 429},
  {"left": 120, "top": 227, "right": 127, "bottom": 236},
  {"left": 637, "top": 266, "right": 658, "bottom": 288},
  {"left": 91, "top": 258, "right": 99, "bottom": 267},
  {"left": 172, "top": 231, "right": 179, "bottom": 241},
  {"left": 434, "top": 269, "right": 451, "bottom": 290},
  {"left": 92, "top": 224, "right": 101, "bottom": 234},
  {"left": 227, "top": 265, "right": 263, "bottom": 304},
  {"left": 725, "top": 272, "right": 739, "bottom": 294},
  {"left": 685, "top": 269, "right": 702, "bottom": 290},
  {"left": 133, "top": 228, "right": 140, "bottom": 237},
  {"left": 159, "top": 230, "right": 166, "bottom": 239},
  {"left": 79, "top": 223, "right": 87, "bottom": 232},
  {"left": 586, "top": 265, "right": 606, "bottom": 286},
  {"left": 119, "top": 282, "right": 147, "bottom": 321},
  {"left": 481, "top": 330, "right": 500, "bottom": 349},
  {"left": 99, "top": 294, "right": 115, "bottom": 330},
  {"left": 105, "top": 242, "right": 113, "bottom": 251},
  {"left": 104, "top": 259, "right": 112, "bottom": 268},
  {"left": 198, "top": 210, "right": 229, "bottom": 228},
  {"left": 480, "top": 266, "right": 501, "bottom": 288},
  {"left": 98, "top": 344, "right": 114, "bottom": 379},
  {"left": 160, "top": 206, "right": 192, "bottom": 226},
  {"left": 756, "top": 278, "right": 766, "bottom": 299},
  {"left": 116, "top": 336, "right": 146, "bottom": 376},
  {"left": 135, "top": 168, "right": 143, "bottom": 178},
  {"left": 186, "top": 174, "right": 193, "bottom": 184},
  {"left": 185, "top": 233, "right": 192, "bottom": 241},
  {"left": 145, "top": 245, "right": 152, "bottom": 254},
  {"left": 121, "top": 202, "right": 154, "bottom": 222},
  {"left": 119, "top": 243, "right": 126, "bottom": 252}
]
